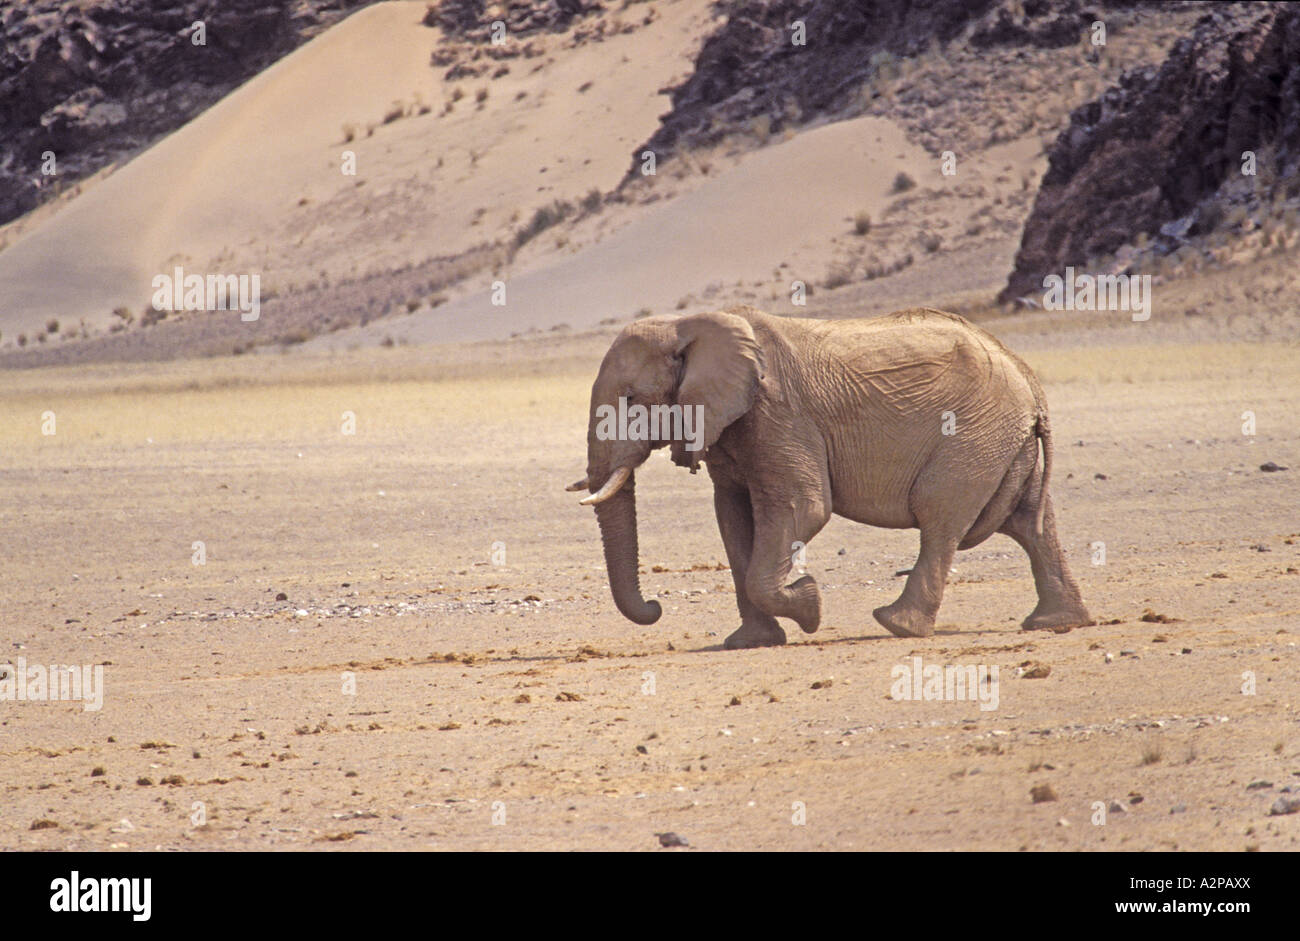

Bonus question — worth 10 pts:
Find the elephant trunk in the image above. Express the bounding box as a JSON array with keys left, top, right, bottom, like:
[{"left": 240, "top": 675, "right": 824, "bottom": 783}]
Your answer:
[{"left": 592, "top": 474, "right": 662, "bottom": 625}]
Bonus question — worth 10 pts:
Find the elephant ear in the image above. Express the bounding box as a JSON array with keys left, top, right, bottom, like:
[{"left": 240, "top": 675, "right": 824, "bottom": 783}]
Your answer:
[{"left": 672, "top": 311, "right": 762, "bottom": 463}]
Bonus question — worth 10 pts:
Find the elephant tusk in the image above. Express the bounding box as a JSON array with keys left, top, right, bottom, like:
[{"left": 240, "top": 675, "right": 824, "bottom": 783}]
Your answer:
[
  {"left": 565, "top": 476, "right": 590, "bottom": 492},
  {"left": 579, "top": 466, "right": 631, "bottom": 505}
]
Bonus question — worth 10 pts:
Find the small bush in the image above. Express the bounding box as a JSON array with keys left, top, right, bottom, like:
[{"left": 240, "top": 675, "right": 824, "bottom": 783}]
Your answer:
[
  {"left": 112, "top": 306, "right": 134, "bottom": 324},
  {"left": 581, "top": 188, "right": 603, "bottom": 214},
  {"left": 46, "top": 318, "right": 59, "bottom": 334},
  {"left": 382, "top": 100, "right": 406, "bottom": 124},
  {"left": 853, "top": 211, "right": 872, "bottom": 235},
  {"left": 475, "top": 87, "right": 489, "bottom": 104},
  {"left": 823, "top": 262, "right": 855, "bottom": 289},
  {"left": 891, "top": 172, "right": 916, "bottom": 194},
  {"left": 514, "top": 200, "right": 573, "bottom": 248}
]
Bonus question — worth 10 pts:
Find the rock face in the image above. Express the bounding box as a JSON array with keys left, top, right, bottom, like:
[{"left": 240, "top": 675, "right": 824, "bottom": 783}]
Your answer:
[
  {"left": 630, "top": 0, "right": 1114, "bottom": 175},
  {"left": 1000, "top": 5, "right": 1300, "bottom": 301},
  {"left": 424, "top": 0, "right": 604, "bottom": 41},
  {"left": 0, "top": 0, "right": 374, "bottom": 226}
]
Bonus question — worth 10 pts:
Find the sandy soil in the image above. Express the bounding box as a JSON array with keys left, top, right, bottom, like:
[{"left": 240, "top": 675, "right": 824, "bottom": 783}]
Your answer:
[{"left": 2, "top": 295, "right": 1297, "bottom": 851}]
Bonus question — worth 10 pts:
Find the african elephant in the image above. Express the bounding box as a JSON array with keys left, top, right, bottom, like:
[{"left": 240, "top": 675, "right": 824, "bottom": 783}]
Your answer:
[{"left": 567, "top": 305, "right": 1092, "bottom": 649}]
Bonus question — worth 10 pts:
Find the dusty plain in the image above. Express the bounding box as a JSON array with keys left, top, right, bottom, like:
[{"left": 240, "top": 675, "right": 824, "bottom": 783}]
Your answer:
[{"left": 2, "top": 295, "right": 1297, "bottom": 851}]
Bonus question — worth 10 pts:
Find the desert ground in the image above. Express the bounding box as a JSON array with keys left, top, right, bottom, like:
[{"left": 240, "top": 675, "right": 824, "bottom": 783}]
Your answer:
[
  {"left": 1, "top": 0, "right": 1298, "bottom": 852},
  {"left": 2, "top": 282, "right": 1297, "bottom": 851}
]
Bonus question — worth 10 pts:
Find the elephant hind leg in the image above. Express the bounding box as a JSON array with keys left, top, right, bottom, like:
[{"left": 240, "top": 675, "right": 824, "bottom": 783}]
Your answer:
[
  {"left": 999, "top": 488, "right": 1092, "bottom": 631},
  {"left": 877, "top": 451, "right": 1005, "bottom": 638},
  {"left": 874, "top": 527, "right": 958, "bottom": 638},
  {"left": 958, "top": 437, "right": 1038, "bottom": 550}
]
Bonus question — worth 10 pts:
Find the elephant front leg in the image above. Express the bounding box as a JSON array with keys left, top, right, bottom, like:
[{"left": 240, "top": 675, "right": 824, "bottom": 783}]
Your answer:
[
  {"left": 713, "top": 486, "right": 786, "bottom": 649},
  {"left": 743, "top": 493, "right": 829, "bottom": 637}
]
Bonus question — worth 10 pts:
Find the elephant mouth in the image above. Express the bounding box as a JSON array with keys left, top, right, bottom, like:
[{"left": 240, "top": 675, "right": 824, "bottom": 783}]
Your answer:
[{"left": 573, "top": 466, "right": 631, "bottom": 506}]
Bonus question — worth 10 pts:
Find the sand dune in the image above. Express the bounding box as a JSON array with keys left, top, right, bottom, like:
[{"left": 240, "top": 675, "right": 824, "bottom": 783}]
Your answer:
[
  {"left": 0, "top": 0, "right": 714, "bottom": 341},
  {"left": 312, "top": 115, "right": 933, "bottom": 346}
]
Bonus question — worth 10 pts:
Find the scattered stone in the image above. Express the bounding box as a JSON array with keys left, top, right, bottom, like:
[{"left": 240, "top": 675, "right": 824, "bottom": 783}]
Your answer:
[
  {"left": 1030, "top": 784, "right": 1058, "bottom": 803},
  {"left": 810, "top": 679, "right": 833, "bottom": 690},
  {"left": 656, "top": 831, "right": 689, "bottom": 848},
  {"left": 728, "top": 696, "right": 741, "bottom": 706},
  {"left": 1108, "top": 801, "right": 1126, "bottom": 814},
  {"left": 1246, "top": 780, "right": 1273, "bottom": 791},
  {"left": 1170, "top": 804, "right": 1187, "bottom": 814},
  {"left": 1139, "top": 608, "right": 1179, "bottom": 623},
  {"left": 29, "top": 819, "right": 58, "bottom": 830},
  {"left": 555, "top": 691, "right": 582, "bottom": 702},
  {"left": 1259, "top": 462, "right": 1288, "bottom": 472},
  {"left": 1019, "top": 661, "right": 1051, "bottom": 679},
  {"left": 1268, "top": 796, "right": 1300, "bottom": 816},
  {"left": 275, "top": 592, "right": 288, "bottom": 601}
]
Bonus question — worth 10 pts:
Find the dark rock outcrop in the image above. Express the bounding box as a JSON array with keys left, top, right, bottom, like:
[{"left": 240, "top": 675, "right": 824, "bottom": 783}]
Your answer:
[
  {"left": 0, "top": 0, "right": 375, "bottom": 226},
  {"left": 1000, "top": 5, "right": 1300, "bottom": 301},
  {"left": 628, "top": 0, "right": 1119, "bottom": 177},
  {"left": 424, "top": 0, "right": 604, "bottom": 42}
]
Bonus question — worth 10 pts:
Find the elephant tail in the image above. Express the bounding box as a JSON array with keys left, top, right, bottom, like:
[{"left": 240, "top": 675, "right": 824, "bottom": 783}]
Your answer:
[{"left": 1034, "top": 410, "right": 1052, "bottom": 535}]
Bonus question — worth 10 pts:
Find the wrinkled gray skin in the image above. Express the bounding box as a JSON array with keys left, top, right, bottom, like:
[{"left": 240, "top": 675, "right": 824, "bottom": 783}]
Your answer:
[{"left": 573, "top": 306, "right": 1092, "bottom": 649}]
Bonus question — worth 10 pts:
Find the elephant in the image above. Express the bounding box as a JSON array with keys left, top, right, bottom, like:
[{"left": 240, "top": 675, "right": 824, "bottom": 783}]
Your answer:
[{"left": 567, "top": 305, "right": 1092, "bottom": 649}]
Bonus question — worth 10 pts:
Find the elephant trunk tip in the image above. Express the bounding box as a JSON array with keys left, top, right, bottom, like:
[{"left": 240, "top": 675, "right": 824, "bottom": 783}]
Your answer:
[{"left": 619, "top": 597, "right": 662, "bottom": 625}]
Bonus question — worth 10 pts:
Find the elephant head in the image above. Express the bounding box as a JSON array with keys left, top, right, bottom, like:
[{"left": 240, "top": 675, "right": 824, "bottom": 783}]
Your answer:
[{"left": 567, "top": 311, "right": 764, "bottom": 625}]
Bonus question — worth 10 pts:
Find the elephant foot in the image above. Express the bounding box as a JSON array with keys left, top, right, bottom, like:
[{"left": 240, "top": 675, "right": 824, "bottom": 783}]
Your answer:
[
  {"left": 873, "top": 601, "right": 935, "bottom": 638},
  {"left": 1021, "top": 602, "right": 1093, "bottom": 633},
  {"left": 788, "top": 575, "right": 821, "bottom": 634},
  {"left": 724, "top": 621, "right": 787, "bottom": 650}
]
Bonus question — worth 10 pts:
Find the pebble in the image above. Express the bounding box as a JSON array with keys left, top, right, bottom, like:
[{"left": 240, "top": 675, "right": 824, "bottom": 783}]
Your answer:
[
  {"left": 1268, "top": 796, "right": 1300, "bottom": 816},
  {"left": 656, "top": 832, "right": 689, "bottom": 848}
]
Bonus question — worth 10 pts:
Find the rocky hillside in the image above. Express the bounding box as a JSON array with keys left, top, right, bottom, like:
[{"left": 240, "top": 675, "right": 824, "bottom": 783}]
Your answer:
[
  {"left": 1001, "top": 3, "right": 1300, "bottom": 300},
  {"left": 627, "top": 0, "right": 1139, "bottom": 179},
  {"left": 0, "top": 0, "right": 375, "bottom": 226}
]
